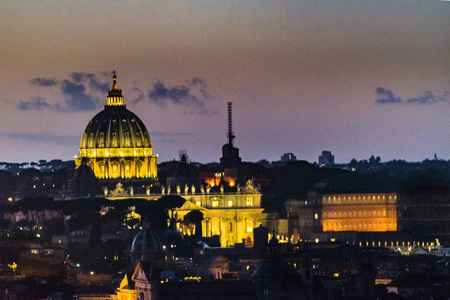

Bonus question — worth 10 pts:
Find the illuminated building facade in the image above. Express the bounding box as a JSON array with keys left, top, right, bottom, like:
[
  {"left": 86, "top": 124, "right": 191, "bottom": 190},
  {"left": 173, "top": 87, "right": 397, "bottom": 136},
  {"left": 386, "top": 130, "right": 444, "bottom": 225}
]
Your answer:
[
  {"left": 75, "top": 74, "right": 157, "bottom": 186},
  {"left": 108, "top": 180, "right": 265, "bottom": 247},
  {"left": 176, "top": 180, "right": 264, "bottom": 247},
  {"left": 292, "top": 190, "right": 450, "bottom": 247},
  {"left": 177, "top": 191, "right": 263, "bottom": 247},
  {"left": 321, "top": 193, "right": 397, "bottom": 232}
]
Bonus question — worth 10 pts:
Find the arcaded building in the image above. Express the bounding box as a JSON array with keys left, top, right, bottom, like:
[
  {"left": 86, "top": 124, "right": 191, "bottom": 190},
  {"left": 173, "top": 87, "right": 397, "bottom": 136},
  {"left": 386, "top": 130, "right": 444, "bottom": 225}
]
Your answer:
[
  {"left": 75, "top": 74, "right": 157, "bottom": 187},
  {"left": 321, "top": 193, "right": 397, "bottom": 232}
]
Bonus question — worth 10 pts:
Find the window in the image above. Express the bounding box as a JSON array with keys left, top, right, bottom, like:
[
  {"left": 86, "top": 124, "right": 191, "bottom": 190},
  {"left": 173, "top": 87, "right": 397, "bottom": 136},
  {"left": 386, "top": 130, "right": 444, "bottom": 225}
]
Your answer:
[
  {"left": 211, "top": 219, "right": 220, "bottom": 235},
  {"left": 246, "top": 219, "right": 254, "bottom": 232},
  {"left": 227, "top": 200, "right": 233, "bottom": 207},
  {"left": 246, "top": 197, "right": 253, "bottom": 206},
  {"left": 314, "top": 213, "right": 318, "bottom": 219},
  {"left": 212, "top": 200, "right": 219, "bottom": 207},
  {"left": 195, "top": 201, "right": 201, "bottom": 206}
]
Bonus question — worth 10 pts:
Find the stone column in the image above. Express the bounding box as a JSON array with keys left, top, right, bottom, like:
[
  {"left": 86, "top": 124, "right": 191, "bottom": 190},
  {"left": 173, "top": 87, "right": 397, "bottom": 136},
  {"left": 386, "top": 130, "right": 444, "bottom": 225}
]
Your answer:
[
  {"left": 204, "top": 218, "right": 210, "bottom": 237},
  {"left": 220, "top": 218, "right": 228, "bottom": 247}
]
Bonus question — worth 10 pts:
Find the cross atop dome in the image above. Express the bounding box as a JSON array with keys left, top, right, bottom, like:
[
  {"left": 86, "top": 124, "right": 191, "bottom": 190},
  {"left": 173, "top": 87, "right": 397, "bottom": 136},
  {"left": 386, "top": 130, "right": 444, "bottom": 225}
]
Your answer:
[{"left": 107, "top": 71, "right": 124, "bottom": 106}]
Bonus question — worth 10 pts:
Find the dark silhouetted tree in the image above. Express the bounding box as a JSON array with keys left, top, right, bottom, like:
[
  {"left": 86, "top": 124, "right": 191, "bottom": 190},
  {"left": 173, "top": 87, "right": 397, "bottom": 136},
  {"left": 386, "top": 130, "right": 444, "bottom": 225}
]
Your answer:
[
  {"left": 183, "top": 210, "right": 204, "bottom": 238},
  {"left": 157, "top": 195, "right": 185, "bottom": 230}
]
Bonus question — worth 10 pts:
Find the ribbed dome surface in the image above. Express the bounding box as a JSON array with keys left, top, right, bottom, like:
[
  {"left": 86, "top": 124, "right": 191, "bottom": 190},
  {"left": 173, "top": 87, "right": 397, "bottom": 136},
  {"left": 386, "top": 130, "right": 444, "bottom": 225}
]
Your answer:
[
  {"left": 80, "top": 106, "right": 152, "bottom": 149},
  {"left": 251, "top": 259, "right": 297, "bottom": 278},
  {"left": 76, "top": 74, "right": 158, "bottom": 181},
  {"left": 131, "top": 230, "right": 162, "bottom": 254}
]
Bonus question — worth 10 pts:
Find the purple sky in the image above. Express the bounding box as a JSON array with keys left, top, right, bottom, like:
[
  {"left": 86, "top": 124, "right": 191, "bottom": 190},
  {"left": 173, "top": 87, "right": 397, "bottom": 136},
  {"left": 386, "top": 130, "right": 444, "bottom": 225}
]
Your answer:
[{"left": 1, "top": 1, "right": 449, "bottom": 164}]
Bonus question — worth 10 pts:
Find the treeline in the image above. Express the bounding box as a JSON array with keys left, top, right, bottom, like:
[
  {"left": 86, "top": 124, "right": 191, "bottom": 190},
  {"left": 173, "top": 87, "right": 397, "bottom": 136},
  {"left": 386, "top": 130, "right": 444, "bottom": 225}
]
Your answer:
[{"left": 0, "top": 195, "right": 189, "bottom": 233}]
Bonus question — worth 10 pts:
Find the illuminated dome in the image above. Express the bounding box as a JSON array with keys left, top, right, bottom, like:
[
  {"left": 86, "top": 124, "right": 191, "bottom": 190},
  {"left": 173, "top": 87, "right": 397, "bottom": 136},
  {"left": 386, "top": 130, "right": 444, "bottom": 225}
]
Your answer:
[
  {"left": 75, "top": 73, "right": 157, "bottom": 182},
  {"left": 79, "top": 101, "right": 152, "bottom": 150}
]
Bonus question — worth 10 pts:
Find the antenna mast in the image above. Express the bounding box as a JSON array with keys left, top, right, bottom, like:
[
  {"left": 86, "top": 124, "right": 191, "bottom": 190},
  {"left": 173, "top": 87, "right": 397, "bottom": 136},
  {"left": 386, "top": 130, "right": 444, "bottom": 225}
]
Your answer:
[{"left": 227, "top": 100, "right": 235, "bottom": 146}]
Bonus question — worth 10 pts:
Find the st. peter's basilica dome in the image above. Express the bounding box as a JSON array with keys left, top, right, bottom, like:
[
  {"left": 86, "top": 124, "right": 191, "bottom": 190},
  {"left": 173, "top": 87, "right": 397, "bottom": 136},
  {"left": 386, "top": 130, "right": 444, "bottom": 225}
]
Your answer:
[{"left": 75, "top": 73, "right": 157, "bottom": 184}]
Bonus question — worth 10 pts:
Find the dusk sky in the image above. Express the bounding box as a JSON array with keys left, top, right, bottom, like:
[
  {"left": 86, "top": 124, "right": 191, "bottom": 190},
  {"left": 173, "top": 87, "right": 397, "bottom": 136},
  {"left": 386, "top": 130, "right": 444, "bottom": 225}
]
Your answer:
[{"left": 1, "top": 1, "right": 449, "bottom": 164}]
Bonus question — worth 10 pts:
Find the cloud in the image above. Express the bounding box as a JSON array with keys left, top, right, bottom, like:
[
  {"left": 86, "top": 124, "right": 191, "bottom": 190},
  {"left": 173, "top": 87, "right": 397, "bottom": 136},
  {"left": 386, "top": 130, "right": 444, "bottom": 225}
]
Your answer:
[
  {"left": 405, "top": 91, "right": 448, "bottom": 105},
  {"left": 144, "top": 77, "right": 211, "bottom": 111},
  {"left": 17, "top": 97, "right": 52, "bottom": 111},
  {"left": 130, "top": 86, "right": 147, "bottom": 104},
  {"left": 149, "top": 81, "right": 204, "bottom": 108},
  {"left": 188, "top": 77, "right": 210, "bottom": 98},
  {"left": 70, "top": 72, "right": 110, "bottom": 93},
  {"left": 30, "top": 78, "right": 58, "bottom": 87},
  {"left": 17, "top": 71, "right": 109, "bottom": 113},
  {"left": 375, "top": 87, "right": 449, "bottom": 105},
  {"left": 2, "top": 132, "right": 80, "bottom": 147},
  {"left": 375, "top": 87, "right": 402, "bottom": 104},
  {"left": 56, "top": 80, "right": 101, "bottom": 112}
]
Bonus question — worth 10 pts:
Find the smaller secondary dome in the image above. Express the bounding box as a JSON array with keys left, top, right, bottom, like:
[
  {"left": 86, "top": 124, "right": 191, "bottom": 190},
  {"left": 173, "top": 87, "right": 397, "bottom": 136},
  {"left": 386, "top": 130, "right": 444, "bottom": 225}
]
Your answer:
[
  {"left": 131, "top": 230, "right": 163, "bottom": 254},
  {"left": 71, "top": 159, "right": 99, "bottom": 196},
  {"left": 73, "top": 159, "right": 96, "bottom": 180},
  {"left": 251, "top": 259, "right": 298, "bottom": 278}
]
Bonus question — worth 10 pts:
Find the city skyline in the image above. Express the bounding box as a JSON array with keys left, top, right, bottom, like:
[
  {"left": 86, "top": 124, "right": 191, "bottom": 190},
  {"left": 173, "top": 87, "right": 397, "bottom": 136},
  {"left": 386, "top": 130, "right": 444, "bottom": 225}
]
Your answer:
[{"left": 1, "top": 1, "right": 449, "bottom": 164}]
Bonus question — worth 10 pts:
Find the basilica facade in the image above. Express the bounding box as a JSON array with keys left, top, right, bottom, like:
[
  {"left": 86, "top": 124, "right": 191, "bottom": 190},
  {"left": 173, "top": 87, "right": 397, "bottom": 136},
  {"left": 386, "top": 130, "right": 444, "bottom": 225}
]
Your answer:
[
  {"left": 106, "top": 180, "right": 265, "bottom": 248},
  {"left": 174, "top": 180, "right": 264, "bottom": 247}
]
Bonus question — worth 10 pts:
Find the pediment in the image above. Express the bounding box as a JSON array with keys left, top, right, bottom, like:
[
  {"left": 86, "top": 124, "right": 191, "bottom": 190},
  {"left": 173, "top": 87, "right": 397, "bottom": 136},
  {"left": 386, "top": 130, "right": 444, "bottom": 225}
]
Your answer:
[
  {"left": 178, "top": 201, "right": 207, "bottom": 211},
  {"left": 210, "top": 255, "right": 229, "bottom": 264},
  {"left": 131, "top": 262, "right": 150, "bottom": 282}
]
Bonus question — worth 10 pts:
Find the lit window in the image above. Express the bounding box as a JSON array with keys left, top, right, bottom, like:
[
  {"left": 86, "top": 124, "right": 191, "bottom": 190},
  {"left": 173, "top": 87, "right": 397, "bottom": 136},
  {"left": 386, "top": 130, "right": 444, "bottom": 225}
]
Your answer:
[
  {"left": 212, "top": 201, "right": 219, "bottom": 207},
  {"left": 246, "top": 197, "right": 253, "bottom": 206},
  {"left": 314, "top": 213, "right": 318, "bottom": 219},
  {"left": 195, "top": 201, "right": 201, "bottom": 206},
  {"left": 246, "top": 219, "right": 253, "bottom": 232},
  {"left": 228, "top": 200, "right": 233, "bottom": 207}
]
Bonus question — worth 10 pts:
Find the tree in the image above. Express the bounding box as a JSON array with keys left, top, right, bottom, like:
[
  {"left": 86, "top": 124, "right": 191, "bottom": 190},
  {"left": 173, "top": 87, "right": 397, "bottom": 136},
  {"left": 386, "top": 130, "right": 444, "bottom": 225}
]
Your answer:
[
  {"left": 369, "top": 155, "right": 381, "bottom": 164},
  {"left": 15, "top": 219, "right": 33, "bottom": 229},
  {"left": 183, "top": 210, "right": 204, "bottom": 238},
  {"left": 13, "top": 197, "right": 56, "bottom": 228},
  {"left": 0, "top": 218, "right": 11, "bottom": 232},
  {"left": 134, "top": 199, "right": 166, "bottom": 230},
  {"left": 157, "top": 195, "right": 186, "bottom": 230}
]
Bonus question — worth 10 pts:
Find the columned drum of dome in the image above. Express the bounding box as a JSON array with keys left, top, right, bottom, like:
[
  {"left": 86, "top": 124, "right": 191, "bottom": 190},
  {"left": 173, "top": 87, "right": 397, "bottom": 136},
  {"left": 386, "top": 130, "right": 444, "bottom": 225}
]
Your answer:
[{"left": 75, "top": 74, "right": 157, "bottom": 184}]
